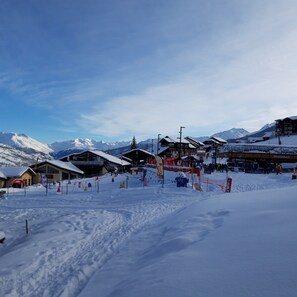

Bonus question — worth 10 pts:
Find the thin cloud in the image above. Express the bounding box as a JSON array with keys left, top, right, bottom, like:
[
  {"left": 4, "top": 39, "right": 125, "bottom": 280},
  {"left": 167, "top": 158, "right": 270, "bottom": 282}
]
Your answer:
[{"left": 1, "top": 0, "right": 297, "bottom": 141}]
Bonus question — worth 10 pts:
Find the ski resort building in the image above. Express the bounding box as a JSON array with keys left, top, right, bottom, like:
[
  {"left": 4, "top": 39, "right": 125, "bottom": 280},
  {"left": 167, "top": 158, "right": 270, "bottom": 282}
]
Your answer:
[
  {"left": 121, "top": 148, "right": 155, "bottom": 166},
  {"left": 275, "top": 116, "right": 297, "bottom": 136},
  {"left": 31, "top": 160, "right": 84, "bottom": 183},
  {"left": 218, "top": 143, "right": 297, "bottom": 172},
  {"left": 59, "top": 150, "right": 131, "bottom": 177},
  {"left": 158, "top": 136, "right": 202, "bottom": 159},
  {"left": 0, "top": 166, "right": 36, "bottom": 187}
]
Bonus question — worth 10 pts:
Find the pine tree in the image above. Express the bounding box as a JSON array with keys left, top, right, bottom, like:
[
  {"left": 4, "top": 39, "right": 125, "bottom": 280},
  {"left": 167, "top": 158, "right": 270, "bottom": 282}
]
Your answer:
[{"left": 131, "top": 136, "right": 137, "bottom": 150}]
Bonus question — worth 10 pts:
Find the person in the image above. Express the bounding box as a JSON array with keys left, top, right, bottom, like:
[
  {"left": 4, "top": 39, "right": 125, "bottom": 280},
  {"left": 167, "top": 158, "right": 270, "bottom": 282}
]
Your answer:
[{"left": 276, "top": 163, "right": 282, "bottom": 175}]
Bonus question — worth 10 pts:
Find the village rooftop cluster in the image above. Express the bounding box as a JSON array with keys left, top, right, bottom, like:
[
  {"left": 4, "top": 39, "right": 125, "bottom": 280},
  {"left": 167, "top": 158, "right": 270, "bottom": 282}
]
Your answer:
[{"left": 0, "top": 116, "right": 297, "bottom": 189}]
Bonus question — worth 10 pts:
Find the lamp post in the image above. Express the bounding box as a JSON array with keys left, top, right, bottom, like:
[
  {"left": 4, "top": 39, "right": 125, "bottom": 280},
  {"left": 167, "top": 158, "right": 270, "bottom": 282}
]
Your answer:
[
  {"left": 179, "top": 126, "right": 185, "bottom": 162},
  {"left": 157, "top": 134, "right": 161, "bottom": 155},
  {"left": 151, "top": 139, "right": 154, "bottom": 154}
]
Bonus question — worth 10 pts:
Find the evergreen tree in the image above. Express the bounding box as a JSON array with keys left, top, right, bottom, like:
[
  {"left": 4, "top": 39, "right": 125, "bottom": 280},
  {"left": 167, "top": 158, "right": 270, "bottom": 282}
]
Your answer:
[{"left": 131, "top": 136, "right": 137, "bottom": 150}]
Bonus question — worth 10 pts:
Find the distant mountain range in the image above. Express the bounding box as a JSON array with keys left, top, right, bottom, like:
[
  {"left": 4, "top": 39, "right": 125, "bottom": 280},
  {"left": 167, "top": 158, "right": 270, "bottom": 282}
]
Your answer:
[
  {"left": 0, "top": 127, "right": 258, "bottom": 166},
  {"left": 50, "top": 138, "right": 130, "bottom": 153}
]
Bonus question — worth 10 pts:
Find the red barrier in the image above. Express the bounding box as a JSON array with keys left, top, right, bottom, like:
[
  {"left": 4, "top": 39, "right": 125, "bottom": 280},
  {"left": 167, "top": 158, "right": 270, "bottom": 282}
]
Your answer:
[{"left": 225, "top": 177, "right": 232, "bottom": 192}]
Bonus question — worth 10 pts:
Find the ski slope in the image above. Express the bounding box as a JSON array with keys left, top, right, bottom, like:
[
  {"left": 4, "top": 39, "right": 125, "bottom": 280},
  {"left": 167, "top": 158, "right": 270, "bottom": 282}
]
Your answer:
[{"left": 1, "top": 170, "right": 297, "bottom": 297}]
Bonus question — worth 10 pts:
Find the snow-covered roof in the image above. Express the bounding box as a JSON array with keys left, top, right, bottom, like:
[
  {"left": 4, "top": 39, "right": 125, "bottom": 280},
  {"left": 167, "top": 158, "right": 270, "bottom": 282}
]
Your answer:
[
  {"left": 0, "top": 171, "right": 7, "bottom": 179},
  {"left": 160, "top": 136, "right": 175, "bottom": 143},
  {"left": 90, "top": 150, "right": 131, "bottom": 166},
  {"left": 185, "top": 136, "right": 205, "bottom": 147},
  {"left": 181, "top": 155, "right": 200, "bottom": 161},
  {"left": 39, "top": 160, "right": 84, "bottom": 174},
  {"left": 0, "top": 166, "right": 35, "bottom": 178},
  {"left": 204, "top": 139, "right": 220, "bottom": 145},
  {"left": 158, "top": 146, "right": 169, "bottom": 154},
  {"left": 220, "top": 143, "right": 297, "bottom": 154},
  {"left": 211, "top": 136, "right": 227, "bottom": 143},
  {"left": 161, "top": 136, "right": 190, "bottom": 145},
  {"left": 122, "top": 148, "right": 155, "bottom": 157}
]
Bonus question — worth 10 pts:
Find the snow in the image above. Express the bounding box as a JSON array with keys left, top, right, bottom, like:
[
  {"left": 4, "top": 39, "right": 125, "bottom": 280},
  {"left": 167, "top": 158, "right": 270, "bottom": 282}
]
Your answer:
[
  {"left": 49, "top": 139, "right": 130, "bottom": 153},
  {"left": 0, "top": 132, "right": 53, "bottom": 155},
  {"left": 262, "top": 134, "right": 297, "bottom": 146},
  {"left": 0, "top": 166, "right": 35, "bottom": 178},
  {"left": 40, "top": 160, "right": 84, "bottom": 175},
  {"left": 90, "top": 150, "right": 131, "bottom": 166},
  {"left": 1, "top": 170, "right": 297, "bottom": 297}
]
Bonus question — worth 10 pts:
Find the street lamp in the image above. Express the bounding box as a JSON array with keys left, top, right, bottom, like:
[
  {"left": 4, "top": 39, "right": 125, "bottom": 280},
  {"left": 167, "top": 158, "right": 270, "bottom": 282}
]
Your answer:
[
  {"left": 179, "top": 126, "right": 185, "bottom": 161},
  {"left": 151, "top": 139, "right": 154, "bottom": 154},
  {"left": 157, "top": 134, "right": 161, "bottom": 155}
]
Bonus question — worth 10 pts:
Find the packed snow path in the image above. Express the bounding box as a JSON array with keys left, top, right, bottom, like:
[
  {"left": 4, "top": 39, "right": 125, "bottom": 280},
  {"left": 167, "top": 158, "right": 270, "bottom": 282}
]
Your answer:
[
  {"left": 0, "top": 174, "right": 199, "bottom": 297},
  {"left": 1, "top": 171, "right": 297, "bottom": 297}
]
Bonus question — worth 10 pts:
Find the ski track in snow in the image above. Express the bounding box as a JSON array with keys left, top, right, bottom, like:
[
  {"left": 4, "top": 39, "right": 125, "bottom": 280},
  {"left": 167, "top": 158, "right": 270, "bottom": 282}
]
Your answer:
[
  {"left": 0, "top": 181, "right": 197, "bottom": 297},
  {"left": 1, "top": 172, "right": 296, "bottom": 297}
]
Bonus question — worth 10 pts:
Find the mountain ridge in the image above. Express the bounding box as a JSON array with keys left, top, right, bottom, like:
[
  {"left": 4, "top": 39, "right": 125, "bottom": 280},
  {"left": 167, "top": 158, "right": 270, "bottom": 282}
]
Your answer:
[{"left": 0, "top": 127, "right": 258, "bottom": 166}]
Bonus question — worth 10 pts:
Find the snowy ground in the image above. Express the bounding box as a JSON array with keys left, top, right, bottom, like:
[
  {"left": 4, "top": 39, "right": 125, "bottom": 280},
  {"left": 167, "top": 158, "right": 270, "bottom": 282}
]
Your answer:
[{"left": 1, "top": 169, "right": 297, "bottom": 297}]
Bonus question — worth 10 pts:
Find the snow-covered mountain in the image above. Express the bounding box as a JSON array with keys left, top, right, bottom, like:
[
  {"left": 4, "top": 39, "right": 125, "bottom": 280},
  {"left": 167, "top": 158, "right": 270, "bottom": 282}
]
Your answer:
[
  {"left": 0, "top": 132, "right": 53, "bottom": 155},
  {"left": 0, "top": 124, "right": 284, "bottom": 166},
  {"left": 211, "top": 128, "right": 250, "bottom": 140},
  {"left": 258, "top": 122, "right": 275, "bottom": 132},
  {"left": 0, "top": 132, "right": 53, "bottom": 166},
  {"left": 50, "top": 138, "right": 130, "bottom": 153},
  {"left": 0, "top": 143, "right": 51, "bottom": 166},
  {"left": 194, "top": 128, "right": 250, "bottom": 142}
]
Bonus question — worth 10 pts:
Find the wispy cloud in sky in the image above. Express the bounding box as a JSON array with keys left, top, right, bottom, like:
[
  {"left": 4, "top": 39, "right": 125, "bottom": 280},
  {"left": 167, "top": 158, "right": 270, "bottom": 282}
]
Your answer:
[{"left": 1, "top": 0, "right": 297, "bottom": 142}]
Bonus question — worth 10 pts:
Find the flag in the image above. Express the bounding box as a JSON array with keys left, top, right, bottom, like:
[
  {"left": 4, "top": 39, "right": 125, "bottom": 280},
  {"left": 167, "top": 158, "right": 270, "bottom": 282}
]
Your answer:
[{"left": 155, "top": 156, "right": 164, "bottom": 178}]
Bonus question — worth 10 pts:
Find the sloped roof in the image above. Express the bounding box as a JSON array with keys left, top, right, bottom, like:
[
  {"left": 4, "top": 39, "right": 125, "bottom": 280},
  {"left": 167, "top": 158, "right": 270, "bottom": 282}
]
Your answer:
[
  {"left": 161, "top": 136, "right": 196, "bottom": 147},
  {"left": 170, "top": 136, "right": 190, "bottom": 144},
  {"left": 185, "top": 136, "right": 205, "bottom": 147},
  {"left": 160, "top": 136, "right": 176, "bottom": 143},
  {"left": 38, "top": 160, "right": 84, "bottom": 174},
  {"left": 0, "top": 171, "right": 7, "bottom": 179},
  {"left": 211, "top": 136, "right": 227, "bottom": 144},
  {"left": 122, "top": 148, "right": 155, "bottom": 157},
  {"left": 90, "top": 150, "right": 131, "bottom": 166},
  {"left": 0, "top": 166, "right": 35, "bottom": 178}
]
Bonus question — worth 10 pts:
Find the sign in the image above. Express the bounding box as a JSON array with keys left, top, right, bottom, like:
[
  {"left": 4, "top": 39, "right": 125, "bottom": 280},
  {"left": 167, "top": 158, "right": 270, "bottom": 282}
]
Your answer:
[
  {"left": 155, "top": 156, "right": 164, "bottom": 178},
  {"left": 41, "top": 173, "right": 48, "bottom": 187}
]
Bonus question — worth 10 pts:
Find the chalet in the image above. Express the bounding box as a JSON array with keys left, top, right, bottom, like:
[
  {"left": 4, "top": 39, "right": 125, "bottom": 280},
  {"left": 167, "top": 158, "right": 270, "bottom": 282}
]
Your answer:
[
  {"left": 0, "top": 166, "right": 36, "bottom": 188},
  {"left": 184, "top": 136, "right": 205, "bottom": 149},
  {"left": 203, "top": 137, "right": 227, "bottom": 152},
  {"left": 275, "top": 116, "right": 297, "bottom": 136},
  {"left": 181, "top": 155, "right": 202, "bottom": 167},
  {"left": 60, "top": 150, "right": 131, "bottom": 177},
  {"left": 158, "top": 136, "right": 199, "bottom": 158},
  {"left": 121, "top": 149, "right": 155, "bottom": 166},
  {"left": 31, "top": 160, "right": 84, "bottom": 183}
]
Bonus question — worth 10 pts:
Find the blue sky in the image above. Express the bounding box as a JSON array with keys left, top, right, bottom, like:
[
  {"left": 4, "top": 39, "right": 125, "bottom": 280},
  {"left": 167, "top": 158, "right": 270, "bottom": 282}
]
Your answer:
[{"left": 1, "top": 0, "right": 297, "bottom": 144}]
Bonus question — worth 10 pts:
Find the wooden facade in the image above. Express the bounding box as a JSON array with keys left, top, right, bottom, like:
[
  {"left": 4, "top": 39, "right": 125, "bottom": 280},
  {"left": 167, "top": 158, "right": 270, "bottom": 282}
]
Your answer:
[
  {"left": 60, "top": 150, "right": 131, "bottom": 177},
  {"left": 121, "top": 149, "right": 154, "bottom": 166},
  {"left": 32, "top": 160, "right": 84, "bottom": 183},
  {"left": 158, "top": 136, "right": 199, "bottom": 158},
  {"left": 0, "top": 166, "right": 36, "bottom": 188}
]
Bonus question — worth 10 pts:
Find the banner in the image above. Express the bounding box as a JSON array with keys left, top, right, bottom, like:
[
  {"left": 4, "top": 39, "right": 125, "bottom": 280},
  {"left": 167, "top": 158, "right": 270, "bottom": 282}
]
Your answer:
[
  {"left": 41, "top": 173, "right": 48, "bottom": 187},
  {"left": 155, "top": 156, "right": 164, "bottom": 178}
]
